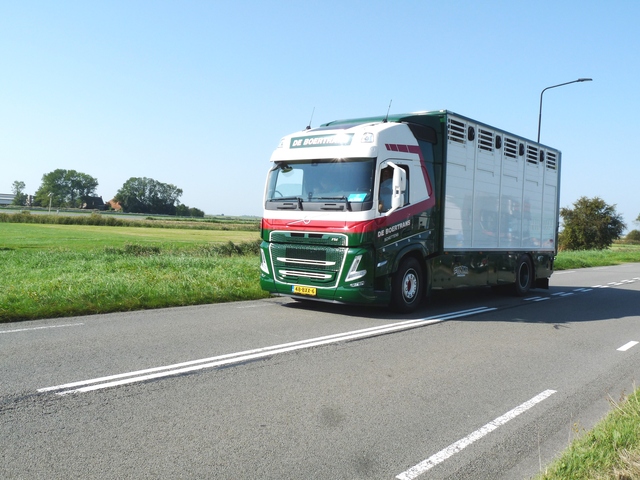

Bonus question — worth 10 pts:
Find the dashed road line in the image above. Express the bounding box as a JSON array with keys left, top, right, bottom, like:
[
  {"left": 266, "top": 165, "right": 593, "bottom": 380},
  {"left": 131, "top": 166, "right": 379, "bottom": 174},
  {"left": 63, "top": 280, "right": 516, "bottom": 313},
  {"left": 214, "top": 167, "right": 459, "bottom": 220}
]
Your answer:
[
  {"left": 396, "top": 390, "right": 557, "bottom": 479},
  {"left": 523, "top": 296, "right": 551, "bottom": 302},
  {"left": 0, "top": 323, "right": 84, "bottom": 334},
  {"left": 617, "top": 341, "right": 639, "bottom": 352},
  {"left": 532, "top": 277, "right": 635, "bottom": 301}
]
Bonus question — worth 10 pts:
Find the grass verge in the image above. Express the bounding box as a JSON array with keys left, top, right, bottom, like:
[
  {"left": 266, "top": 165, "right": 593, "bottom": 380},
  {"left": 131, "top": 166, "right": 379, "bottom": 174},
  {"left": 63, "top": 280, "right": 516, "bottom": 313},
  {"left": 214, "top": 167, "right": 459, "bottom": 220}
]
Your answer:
[
  {"left": 555, "top": 244, "right": 640, "bottom": 270},
  {"left": 537, "top": 389, "right": 640, "bottom": 480},
  {"left": 0, "top": 241, "right": 269, "bottom": 322},
  {"left": 0, "top": 222, "right": 268, "bottom": 322}
]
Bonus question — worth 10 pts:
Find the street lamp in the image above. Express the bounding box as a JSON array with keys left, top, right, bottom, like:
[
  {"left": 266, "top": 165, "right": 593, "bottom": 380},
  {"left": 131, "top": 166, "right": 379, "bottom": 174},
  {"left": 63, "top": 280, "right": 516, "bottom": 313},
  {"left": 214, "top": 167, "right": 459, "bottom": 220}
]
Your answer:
[
  {"left": 537, "top": 78, "right": 592, "bottom": 143},
  {"left": 48, "top": 192, "right": 52, "bottom": 213}
]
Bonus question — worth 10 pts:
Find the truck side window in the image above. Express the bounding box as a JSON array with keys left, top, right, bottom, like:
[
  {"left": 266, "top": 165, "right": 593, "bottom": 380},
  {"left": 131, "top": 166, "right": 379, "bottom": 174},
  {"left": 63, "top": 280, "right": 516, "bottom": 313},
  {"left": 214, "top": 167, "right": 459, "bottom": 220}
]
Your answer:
[
  {"left": 378, "top": 167, "right": 393, "bottom": 212},
  {"left": 378, "top": 165, "right": 409, "bottom": 213}
]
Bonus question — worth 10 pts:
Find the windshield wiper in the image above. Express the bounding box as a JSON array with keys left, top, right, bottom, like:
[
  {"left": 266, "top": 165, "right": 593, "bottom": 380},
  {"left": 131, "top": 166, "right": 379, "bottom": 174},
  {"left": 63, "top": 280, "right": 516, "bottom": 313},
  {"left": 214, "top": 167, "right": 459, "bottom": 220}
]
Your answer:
[
  {"left": 314, "top": 196, "right": 351, "bottom": 211},
  {"left": 273, "top": 196, "right": 303, "bottom": 210}
]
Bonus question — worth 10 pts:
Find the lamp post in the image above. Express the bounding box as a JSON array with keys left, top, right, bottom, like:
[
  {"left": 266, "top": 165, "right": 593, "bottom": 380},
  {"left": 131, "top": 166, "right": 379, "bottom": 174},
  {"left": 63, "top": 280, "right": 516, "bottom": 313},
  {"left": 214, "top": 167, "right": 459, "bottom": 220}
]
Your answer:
[
  {"left": 48, "top": 192, "right": 52, "bottom": 213},
  {"left": 537, "top": 78, "right": 592, "bottom": 143}
]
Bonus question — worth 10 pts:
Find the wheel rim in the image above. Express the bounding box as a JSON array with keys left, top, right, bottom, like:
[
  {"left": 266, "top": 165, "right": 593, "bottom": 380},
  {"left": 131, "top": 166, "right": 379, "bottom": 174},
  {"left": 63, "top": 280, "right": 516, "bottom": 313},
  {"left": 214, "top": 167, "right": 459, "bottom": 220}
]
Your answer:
[{"left": 403, "top": 269, "right": 419, "bottom": 302}]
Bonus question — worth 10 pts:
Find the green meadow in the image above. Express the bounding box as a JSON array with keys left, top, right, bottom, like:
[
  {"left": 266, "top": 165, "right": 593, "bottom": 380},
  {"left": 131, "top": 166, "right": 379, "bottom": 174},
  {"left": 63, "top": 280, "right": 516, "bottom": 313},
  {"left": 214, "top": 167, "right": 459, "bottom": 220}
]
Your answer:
[
  {"left": 0, "top": 222, "right": 258, "bottom": 251},
  {"left": 1, "top": 221, "right": 266, "bottom": 322}
]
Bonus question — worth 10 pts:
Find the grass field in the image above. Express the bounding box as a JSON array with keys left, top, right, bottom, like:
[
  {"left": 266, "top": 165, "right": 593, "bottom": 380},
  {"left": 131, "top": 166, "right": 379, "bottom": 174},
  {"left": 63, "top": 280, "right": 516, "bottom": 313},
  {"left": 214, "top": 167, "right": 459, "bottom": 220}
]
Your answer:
[
  {"left": 0, "top": 222, "right": 265, "bottom": 322},
  {"left": 555, "top": 243, "right": 640, "bottom": 270},
  {"left": 0, "top": 222, "right": 259, "bottom": 251}
]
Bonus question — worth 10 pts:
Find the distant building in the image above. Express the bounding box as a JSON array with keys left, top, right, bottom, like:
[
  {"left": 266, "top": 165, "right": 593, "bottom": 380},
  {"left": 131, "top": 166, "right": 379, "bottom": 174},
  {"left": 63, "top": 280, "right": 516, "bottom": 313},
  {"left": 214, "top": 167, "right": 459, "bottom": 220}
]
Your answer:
[
  {"left": 0, "top": 193, "right": 15, "bottom": 205},
  {"left": 81, "top": 196, "right": 106, "bottom": 210},
  {"left": 107, "top": 199, "right": 122, "bottom": 211}
]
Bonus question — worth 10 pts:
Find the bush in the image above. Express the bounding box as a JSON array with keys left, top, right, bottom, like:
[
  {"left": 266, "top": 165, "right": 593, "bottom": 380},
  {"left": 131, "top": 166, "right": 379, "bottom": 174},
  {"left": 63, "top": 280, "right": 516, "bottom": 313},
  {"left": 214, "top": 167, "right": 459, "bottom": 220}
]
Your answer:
[
  {"left": 196, "top": 240, "right": 261, "bottom": 257},
  {"left": 559, "top": 197, "right": 626, "bottom": 251},
  {"left": 105, "top": 243, "right": 161, "bottom": 256},
  {"left": 625, "top": 230, "right": 640, "bottom": 244}
]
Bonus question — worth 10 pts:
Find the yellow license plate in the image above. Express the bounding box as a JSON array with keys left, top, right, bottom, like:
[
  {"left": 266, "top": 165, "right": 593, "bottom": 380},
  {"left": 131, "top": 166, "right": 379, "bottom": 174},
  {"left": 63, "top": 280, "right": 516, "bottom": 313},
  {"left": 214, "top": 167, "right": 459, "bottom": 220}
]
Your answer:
[{"left": 292, "top": 285, "right": 317, "bottom": 296}]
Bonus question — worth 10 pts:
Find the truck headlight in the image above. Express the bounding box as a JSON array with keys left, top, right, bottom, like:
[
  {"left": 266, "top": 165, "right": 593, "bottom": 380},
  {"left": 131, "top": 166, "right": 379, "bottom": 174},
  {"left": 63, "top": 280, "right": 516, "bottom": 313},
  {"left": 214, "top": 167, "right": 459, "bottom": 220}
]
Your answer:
[{"left": 345, "top": 255, "right": 366, "bottom": 282}]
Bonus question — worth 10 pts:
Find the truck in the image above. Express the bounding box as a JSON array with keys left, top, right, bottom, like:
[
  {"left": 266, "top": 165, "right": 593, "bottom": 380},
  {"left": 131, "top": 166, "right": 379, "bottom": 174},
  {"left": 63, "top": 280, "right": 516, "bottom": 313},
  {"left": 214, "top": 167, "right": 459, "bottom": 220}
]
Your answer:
[{"left": 260, "top": 110, "right": 561, "bottom": 312}]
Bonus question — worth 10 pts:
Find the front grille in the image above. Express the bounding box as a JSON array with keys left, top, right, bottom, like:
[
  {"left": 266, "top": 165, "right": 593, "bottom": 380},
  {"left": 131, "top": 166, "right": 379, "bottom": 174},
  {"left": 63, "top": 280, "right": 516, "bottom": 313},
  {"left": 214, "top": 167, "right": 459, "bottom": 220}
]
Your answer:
[
  {"left": 270, "top": 231, "right": 347, "bottom": 247},
  {"left": 285, "top": 247, "right": 327, "bottom": 262},
  {"left": 269, "top": 232, "right": 347, "bottom": 287}
]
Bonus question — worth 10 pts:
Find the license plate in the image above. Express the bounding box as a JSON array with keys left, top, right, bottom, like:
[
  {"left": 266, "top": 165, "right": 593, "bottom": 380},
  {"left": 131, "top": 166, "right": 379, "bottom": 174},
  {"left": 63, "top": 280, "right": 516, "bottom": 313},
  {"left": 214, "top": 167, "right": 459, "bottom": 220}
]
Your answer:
[{"left": 292, "top": 285, "right": 317, "bottom": 296}]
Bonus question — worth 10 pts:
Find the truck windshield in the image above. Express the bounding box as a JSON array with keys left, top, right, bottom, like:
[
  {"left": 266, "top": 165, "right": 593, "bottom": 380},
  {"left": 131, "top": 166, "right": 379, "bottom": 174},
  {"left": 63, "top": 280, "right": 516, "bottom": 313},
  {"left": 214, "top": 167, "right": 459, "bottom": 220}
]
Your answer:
[{"left": 265, "top": 158, "right": 375, "bottom": 211}]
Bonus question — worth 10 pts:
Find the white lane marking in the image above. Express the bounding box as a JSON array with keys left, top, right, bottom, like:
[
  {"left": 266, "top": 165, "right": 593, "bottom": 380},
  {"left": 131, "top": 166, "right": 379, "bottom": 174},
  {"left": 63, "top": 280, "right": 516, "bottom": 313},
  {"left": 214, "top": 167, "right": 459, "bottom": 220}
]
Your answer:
[
  {"left": 236, "top": 303, "right": 277, "bottom": 309},
  {"left": 396, "top": 389, "right": 557, "bottom": 480},
  {"left": 524, "top": 296, "right": 550, "bottom": 302},
  {"left": 617, "top": 341, "right": 639, "bottom": 352},
  {"left": 0, "top": 323, "right": 84, "bottom": 334},
  {"left": 39, "top": 307, "right": 496, "bottom": 395}
]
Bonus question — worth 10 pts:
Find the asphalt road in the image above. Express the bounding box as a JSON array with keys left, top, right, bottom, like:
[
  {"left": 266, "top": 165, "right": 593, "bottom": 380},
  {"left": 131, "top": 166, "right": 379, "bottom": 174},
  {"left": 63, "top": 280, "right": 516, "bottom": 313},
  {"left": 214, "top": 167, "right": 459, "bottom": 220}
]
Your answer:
[{"left": 2, "top": 263, "right": 640, "bottom": 479}]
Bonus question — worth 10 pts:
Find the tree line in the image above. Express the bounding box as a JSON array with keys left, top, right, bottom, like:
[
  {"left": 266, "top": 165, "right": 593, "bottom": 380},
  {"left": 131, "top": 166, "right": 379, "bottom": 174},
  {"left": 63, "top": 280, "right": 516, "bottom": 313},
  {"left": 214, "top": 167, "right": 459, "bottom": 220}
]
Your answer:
[
  {"left": 9, "top": 171, "right": 639, "bottom": 249},
  {"left": 10, "top": 169, "right": 204, "bottom": 217}
]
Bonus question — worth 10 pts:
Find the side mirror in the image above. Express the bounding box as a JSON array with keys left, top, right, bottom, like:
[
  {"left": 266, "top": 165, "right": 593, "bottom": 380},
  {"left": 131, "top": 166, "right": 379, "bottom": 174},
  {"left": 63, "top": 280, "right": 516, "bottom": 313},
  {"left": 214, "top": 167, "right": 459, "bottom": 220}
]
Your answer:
[
  {"left": 391, "top": 167, "right": 406, "bottom": 208},
  {"left": 386, "top": 162, "right": 406, "bottom": 215}
]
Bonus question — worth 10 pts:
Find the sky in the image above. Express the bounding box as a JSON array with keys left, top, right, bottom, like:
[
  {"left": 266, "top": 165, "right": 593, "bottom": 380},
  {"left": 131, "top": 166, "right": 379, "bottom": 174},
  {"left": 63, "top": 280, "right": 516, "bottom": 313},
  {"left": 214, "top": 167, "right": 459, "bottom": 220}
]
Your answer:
[{"left": 1, "top": 0, "right": 638, "bottom": 229}]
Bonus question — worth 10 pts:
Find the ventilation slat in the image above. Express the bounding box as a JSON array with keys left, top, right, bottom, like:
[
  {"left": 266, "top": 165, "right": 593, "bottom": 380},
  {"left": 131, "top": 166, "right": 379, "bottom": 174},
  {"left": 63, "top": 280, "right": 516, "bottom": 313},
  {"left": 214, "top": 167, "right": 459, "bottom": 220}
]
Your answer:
[
  {"left": 478, "top": 128, "right": 493, "bottom": 152},
  {"left": 447, "top": 118, "right": 466, "bottom": 144},
  {"left": 504, "top": 137, "right": 517, "bottom": 158},
  {"left": 546, "top": 151, "right": 557, "bottom": 170},
  {"left": 526, "top": 145, "right": 539, "bottom": 165}
]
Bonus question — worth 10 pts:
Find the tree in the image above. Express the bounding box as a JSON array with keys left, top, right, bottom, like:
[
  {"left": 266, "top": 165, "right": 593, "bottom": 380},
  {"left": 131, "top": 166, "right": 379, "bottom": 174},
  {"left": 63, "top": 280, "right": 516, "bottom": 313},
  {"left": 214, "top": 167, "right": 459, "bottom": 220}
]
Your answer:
[
  {"left": 626, "top": 213, "right": 640, "bottom": 244},
  {"left": 626, "top": 230, "right": 640, "bottom": 243},
  {"left": 11, "top": 180, "right": 27, "bottom": 206},
  {"left": 34, "top": 169, "right": 98, "bottom": 208},
  {"left": 114, "top": 177, "right": 183, "bottom": 214},
  {"left": 559, "top": 196, "right": 626, "bottom": 250},
  {"left": 176, "top": 204, "right": 205, "bottom": 218}
]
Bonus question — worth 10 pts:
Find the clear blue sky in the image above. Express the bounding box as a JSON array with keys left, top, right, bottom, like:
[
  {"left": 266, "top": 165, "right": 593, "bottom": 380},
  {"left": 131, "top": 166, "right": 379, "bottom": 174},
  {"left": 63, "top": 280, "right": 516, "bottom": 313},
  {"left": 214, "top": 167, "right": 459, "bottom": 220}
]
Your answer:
[{"left": 1, "top": 1, "right": 638, "bottom": 229}]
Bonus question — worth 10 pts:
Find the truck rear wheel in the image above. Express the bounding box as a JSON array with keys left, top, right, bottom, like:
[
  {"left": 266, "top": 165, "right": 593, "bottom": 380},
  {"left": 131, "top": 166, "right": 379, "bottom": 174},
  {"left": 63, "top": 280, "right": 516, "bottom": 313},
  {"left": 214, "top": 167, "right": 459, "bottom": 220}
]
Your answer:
[
  {"left": 391, "top": 257, "right": 423, "bottom": 313},
  {"left": 513, "top": 254, "right": 533, "bottom": 296}
]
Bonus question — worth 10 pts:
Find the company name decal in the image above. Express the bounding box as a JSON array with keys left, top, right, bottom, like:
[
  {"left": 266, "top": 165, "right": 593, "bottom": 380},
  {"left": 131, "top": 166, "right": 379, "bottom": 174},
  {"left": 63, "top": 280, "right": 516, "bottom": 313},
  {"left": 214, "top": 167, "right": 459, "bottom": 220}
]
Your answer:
[
  {"left": 290, "top": 134, "right": 354, "bottom": 148},
  {"left": 454, "top": 265, "right": 469, "bottom": 277},
  {"left": 377, "top": 219, "right": 411, "bottom": 239}
]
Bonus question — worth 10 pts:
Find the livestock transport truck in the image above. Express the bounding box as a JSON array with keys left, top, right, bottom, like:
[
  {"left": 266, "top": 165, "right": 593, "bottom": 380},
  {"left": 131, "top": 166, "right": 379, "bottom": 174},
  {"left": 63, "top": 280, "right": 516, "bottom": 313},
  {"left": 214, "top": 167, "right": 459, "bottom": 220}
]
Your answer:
[{"left": 260, "top": 110, "right": 561, "bottom": 312}]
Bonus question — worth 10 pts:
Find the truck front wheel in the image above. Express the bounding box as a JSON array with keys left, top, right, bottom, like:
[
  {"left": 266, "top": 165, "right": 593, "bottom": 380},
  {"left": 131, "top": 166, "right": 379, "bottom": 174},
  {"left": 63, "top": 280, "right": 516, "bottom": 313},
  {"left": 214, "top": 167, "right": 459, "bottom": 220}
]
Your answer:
[{"left": 391, "top": 257, "right": 424, "bottom": 313}]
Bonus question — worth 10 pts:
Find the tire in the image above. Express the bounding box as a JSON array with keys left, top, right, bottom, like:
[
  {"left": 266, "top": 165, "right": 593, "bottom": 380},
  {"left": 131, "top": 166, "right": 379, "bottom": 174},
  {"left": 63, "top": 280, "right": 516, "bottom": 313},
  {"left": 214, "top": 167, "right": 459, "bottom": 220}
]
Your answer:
[
  {"left": 512, "top": 254, "right": 533, "bottom": 296},
  {"left": 391, "top": 257, "right": 424, "bottom": 313}
]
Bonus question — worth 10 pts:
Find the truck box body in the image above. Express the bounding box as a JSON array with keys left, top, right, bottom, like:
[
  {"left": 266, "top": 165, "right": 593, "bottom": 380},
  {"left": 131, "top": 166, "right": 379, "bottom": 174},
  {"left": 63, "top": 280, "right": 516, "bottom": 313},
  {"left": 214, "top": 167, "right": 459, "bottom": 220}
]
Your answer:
[{"left": 260, "top": 110, "right": 561, "bottom": 311}]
